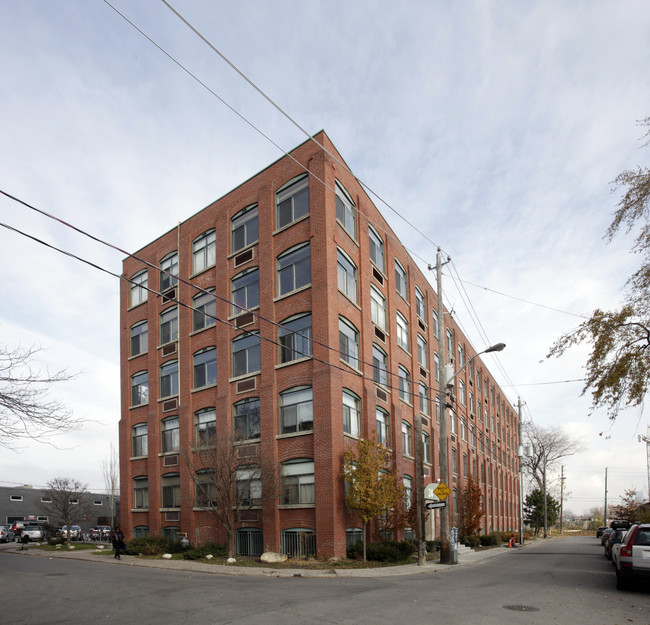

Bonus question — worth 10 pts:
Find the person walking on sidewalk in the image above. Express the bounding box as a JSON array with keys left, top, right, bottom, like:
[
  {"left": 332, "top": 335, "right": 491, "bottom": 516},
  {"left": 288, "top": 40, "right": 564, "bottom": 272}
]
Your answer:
[{"left": 112, "top": 528, "right": 125, "bottom": 560}]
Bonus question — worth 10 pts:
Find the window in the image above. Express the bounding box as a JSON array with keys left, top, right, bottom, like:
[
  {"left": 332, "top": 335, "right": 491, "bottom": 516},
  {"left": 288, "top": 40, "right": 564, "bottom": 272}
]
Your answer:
[
  {"left": 130, "top": 320, "right": 148, "bottom": 357},
  {"left": 278, "top": 313, "right": 312, "bottom": 363},
  {"left": 280, "top": 387, "right": 313, "bottom": 434},
  {"left": 235, "top": 466, "right": 262, "bottom": 506},
  {"left": 376, "top": 408, "right": 390, "bottom": 447},
  {"left": 463, "top": 453, "right": 468, "bottom": 477},
  {"left": 452, "top": 447, "right": 458, "bottom": 474},
  {"left": 276, "top": 174, "right": 309, "bottom": 228},
  {"left": 339, "top": 317, "right": 360, "bottom": 368},
  {"left": 370, "top": 285, "right": 387, "bottom": 330},
  {"left": 337, "top": 248, "right": 357, "bottom": 303},
  {"left": 236, "top": 528, "right": 263, "bottom": 557},
  {"left": 133, "top": 477, "right": 148, "bottom": 510},
  {"left": 132, "top": 423, "right": 148, "bottom": 457},
  {"left": 231, "top": 204, "right": 259, "bottom": 252},
  {"left": 193, "top": 347, "right": 217, "bottom": 389},
  {"left": 342, "top": 389, "right": 361, "bottom": 437},
  {"left": 161, "top": 473, "right": 180, "bottom": 508},
  {"left": 161, "top": 417, "right": 179, "bottom": 453},
  {"left": 277, "top": 243, "right": 310, "bottom": 296},
  {"left": 369, "top": 226, "right": 385, "bottom": 272},
  {"left": 476, "top": 367, "right": 482, "bottom": 390},
  {"left": 160, "top": 360, "right": 179, "bottom": 398},
  {"left": 432, "top": 309, "right": 439, "bottom": 338},
  {"left": 458, "top": 379, "right": 466, "bottom": 405},
  {"left": 196, "top": 471, "right": 218, "bottom": 507},
  {"left": 195, "top": 408, "right": 216, "bottom": 447},
  {"left": 469, "top": 391, "right": 475, "bottom": 415},
  {"left": 398, "top": 365, "right": 411, "bottom": 403},
  {"left": 335, "top": 180, "right": 356, "bottom": 239},
  {"left": 232, "top": 332, "right": 260, "bottom": 377},
  {"left": 281, "top": 459, "right": 315, "bottom": 505},
  {"left": 395, "top": 260, "right": 407, "bottom": 298},
  {"left": 396, "top": 312, "right": 409, "bottom": 351},
  {"left": 131, "top": 371, "right": 149, "bottom": 406},
  {"left": 372, "top": 344, "right": 388, "bottom": 386},
  {"left": 346, "top": 527, "right": 364, "bottom": 550},
  {"left": 281, "top": 528, "right": 316, "bottom": 558},
  {"left": 419, "top": 382, "right": 430, "bottom": 416},
  {"left": 193, "top": 288, "right": 216, "bottom": 331},
  {"left": 10, "top": 495, "right": 23, "bottom": 502},
  {"left": 461, "top": 417, "right": 467, "bottom": 441},
  {"left": 403, "top": 475, "right": 414, "bottom": 508},
  {"left": 133, "top": 526, "right": 149, "bottom": 538},
  {"left": 160, "top": 251, "right": 178, "bottom": 291},
  {"left": 446, "top": 329, "right": 453, "bottom": 361},
  {"left": 436, "top": 397, "right": 441, "bottom": 423},
  {"left": 422, "top": 432, "right": 431, "bottom": 464},
  {"left": 234, "top": 397, "right": 261, "bottom": 441},
  {"left": 415, "top": 287, "right": 426, "bottom": 321},
  {"left": 130, "top": 269, "right": 148, "bottom": 307},
  {"left": 231, "top": 267, "right": 259, "bottom": 315},
  {"left": 458, "top": 343, "right": 465, "bottom": 367},
  {"left": 41, "top": 496, "right": 52, "bottom": 503},
  {"left": 417, "top": 335, "right": 428, "bottom": 369},
  {"left": 434, "top": 352, "right": 441, "bottom": 381},
  {"left": 192, "top": 230, "right": 216, "bottom": 274},
  {"left": 160, "top": 306, "right": 178, "bottom": 345},
  {"left": 402, "top": 420, "right": 413, "bottom": 457}
]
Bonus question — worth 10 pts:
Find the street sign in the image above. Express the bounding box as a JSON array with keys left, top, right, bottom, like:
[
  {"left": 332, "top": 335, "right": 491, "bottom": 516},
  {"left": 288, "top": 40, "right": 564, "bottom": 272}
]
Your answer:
[
  {"left": 423, "top": 482, "right": 440, "bottom": 500},
  {"left": 425, "top": 501, "right": 447, "bottom": 510},
  {"left": 434, "top": 482, "right": 451, "bottom": 501}
]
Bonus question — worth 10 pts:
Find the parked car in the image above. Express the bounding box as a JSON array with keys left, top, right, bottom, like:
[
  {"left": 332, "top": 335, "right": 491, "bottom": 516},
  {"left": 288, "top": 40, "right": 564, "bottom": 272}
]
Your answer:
[
  {"left": 60, "top": 525, "right": 82, "bottom": 540},
  {"left": 0, "top": 525, "right": 15, "bottom": 543},
  {"left": 21, "top": 525, "right": 44, "bottom": 542},
  {"left": 613, "top": 523, "right": 650, "bottom": 590},
  {"left": 604, "top": 529, "right": 624, "bottom": 560},
  {"left": 601, "top": 528, "right": 614, "bottom": 545},
  {"left": 596, "top": 526, "right": 608, "bottom": 538}
]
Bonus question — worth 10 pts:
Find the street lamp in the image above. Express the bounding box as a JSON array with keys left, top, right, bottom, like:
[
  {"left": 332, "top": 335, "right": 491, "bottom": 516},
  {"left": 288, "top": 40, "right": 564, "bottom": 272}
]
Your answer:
[{"left": 438, "top": 341, "right": 505, "bottom": 564}]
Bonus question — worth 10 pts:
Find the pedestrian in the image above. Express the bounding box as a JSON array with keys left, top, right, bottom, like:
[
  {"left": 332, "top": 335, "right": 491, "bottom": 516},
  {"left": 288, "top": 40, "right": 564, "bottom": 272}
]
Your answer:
[
  {"left": 112, "top": 527, "right": 125, "bottom": 560},
  {"left": 20, "top": 532, "right": 29, "bottom": 550}
]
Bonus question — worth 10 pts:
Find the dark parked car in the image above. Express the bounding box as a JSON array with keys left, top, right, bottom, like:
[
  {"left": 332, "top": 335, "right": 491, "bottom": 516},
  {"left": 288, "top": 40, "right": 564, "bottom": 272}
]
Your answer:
[
  {"left": 596, "top": 526, "right": 607, "bottom": 538},
  {"left": 614, "top": 523, "right": 650, "bottom": 590},
  {"left": 601, "top": 528, "right": 614, "bottom": 545},
  {"left": 604, "top": 529, "right": 624, "bottom": 560}
]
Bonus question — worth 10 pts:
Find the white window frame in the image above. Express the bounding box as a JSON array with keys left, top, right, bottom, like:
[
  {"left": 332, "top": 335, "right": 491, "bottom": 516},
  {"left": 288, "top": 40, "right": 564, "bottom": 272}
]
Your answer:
[
  {"left": 276, "top": 175, "right": 309, "bottom": 229},
  {"left": 370, "top": 285, "right": 387, "bottom": 330},
  {"left": 337, "top": 248, "right": 358, "bottom": 303},
  {"left": 335, "top": 180, "right": 356, "bottom": 239},
  {"left": 160, "top": 251, "right": 178, "bottom": 291},
  {"left": 395, "top": 260, "right": 407, "bottom": 299},
  {"left": 339, "top": 317, "right": 360, "bottom": 369},
  {"left": 277, "top": 243, "right": 311, "bottom": 296},
  {"left": 130, "top": 269, "right": 148, "bottom": 307},
  {"left": 192, "top": 230, "right": 216, "bottom": 274},
  {"left": 231, "top": 204, "right": 259, "bottom": 253},
  {"left": 369, "top": 226, "right": 385, "bottom": 272},
  {"left": 342, "top": 389, "right": 361, "bottom": 438},
  {"left": 396, "top": 311, "right": 409, "bottom": 351},
  {"left": 280, "top": 386, "right": 313, "bottom": 434}
]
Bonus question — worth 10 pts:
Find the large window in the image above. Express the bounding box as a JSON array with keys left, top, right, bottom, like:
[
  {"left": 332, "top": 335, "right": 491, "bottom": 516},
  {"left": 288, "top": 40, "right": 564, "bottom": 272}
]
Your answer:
[
  {"left": 422, "top": 432, "right": 431, "bottom": 464},
  {"left": 160, "top": 360, "right": 179, "bottom": 398},
  {"left": 417, "top": 335, "right": 428, "bottom": 369},
  {"left": 419, "top": 382, "right": 430, "bottom": 416},
  {"left": 276, "top": 174, "right": 309, "bottom": 229},
  {"left": 193, "top": 347, "right": 217, "bottom": 389},
  {"left": 395, "top": 260, "right": 407, "bottom": 299},
  {"left": 415, "top": 287, "right": 426, "bottom": 321},
  {"left": 234, "top": 397, "right": 261, "bottom": 441},
  {"left": 458, "top": 379, "right": 466, "bottom": 405},
  {"left": 398, "top": 365, "right": 411, "bottom": 403},
  {"left": 402, "top": 421, "right": 413, "bottom": 457},
  {"left": 376, "top": 408, "right": 390, "bottom": 447},
  {"left": 372, "top": 344, "right": 388, "bottom": 386},
  {"left": 337, "top": 248, "right": 357, "bottom": 303},
  {"left": 280, "top": 387, "right": 313, "bottom": 434},
  {"left": 192, "top": 230, "right": 216, "bottom": 274},
  {"left": 131, "top": 371, "right": 149, "bottom": 406},
  {"left": 342, "top": 389, "right": 361, "bottom": 437},
  {"left": 133, "top": 477, "right": 148, "bottom": 510},
  {"left": 195, "top": 471, "right": 218, "bottom": 507},
  {"left": 396, "top": 312, "right": 409, "bottom": 351},
  {"left": 130, "top": 270, "right": 148, "bottom": 307},
  {"left": 232, "top": 332, "right": 260, "bottom": 377},
  {"left": 432, "top": 309, "right": 439, "bottom": 338},
  {"left": 403, "top": 475, "right": 414, "bottom": 508},
  {"left": 339, "top": 317, "right": 360, "bottom": 368},
  {"left": 160, "top": 251, "right": 178, "bottom": 291},
  {"left": 278, "top": 313, "right": 312, "bottom": 363},
  {"left": 130, "top": 320, "right": 148, "bottom": 357},
  {"left": 195, "top": 408, "right": 216, "bottom": 447},
  {"left": 277, "top": 243, "right": 310, "bottom": 296},
  {"left": 231, "top": 204, "right": 259, "bottom": 253},
  {"left": 160, "top": 307, "right": 178, "bottom": 345},
  {"left": 231, "top": 267, "right": 259, "bottom": 315},
  {"left": 161, "top": 417, "right": 179, "bottom": 453},
  {"left": 434, "top": 352, "right": 441, "bottom": 381},
  {"left": 132, "top": 423, "right": 148, "bottom": 457},
  {"left": 193, "top": 289, "right": 216, "bottom": 332},
  {"left": 335, "top": 181, "right": 356, "bottom": 239},
  {"left": 161, "top": 473, "right": 180, "bottom": 509},
  {"left": 369, "top": 226, "right": 385, "bottom": 272},
  {"left": 281, "top": 459, "right": 315, "bottom": 505},
  {"left": 370, "top": 285, "right": 387, "bottom": 330},
  {"left": 235, "top": 467, "right": 262, "bottom": 507}
]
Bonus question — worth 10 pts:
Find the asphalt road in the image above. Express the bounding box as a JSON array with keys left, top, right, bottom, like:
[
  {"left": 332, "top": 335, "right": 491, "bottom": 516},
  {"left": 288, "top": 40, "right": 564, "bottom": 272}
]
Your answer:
[{"left": 1, "top": 536, "right": 648, "bottom": 625}]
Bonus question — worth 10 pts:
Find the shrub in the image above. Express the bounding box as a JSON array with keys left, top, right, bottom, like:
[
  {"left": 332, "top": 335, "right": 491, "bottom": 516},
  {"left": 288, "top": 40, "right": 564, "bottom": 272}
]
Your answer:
[
  {"left": 462, "top": 535, "right": 480, "bottom": 548},
  {"left": 426, "top": 539, "right": 440, "bottom": 553},
  {"left": 181, "top": 542, "right": 227, "bottom": 560},
  {"left": 365, "top": 540, "right": 415, "bottom": 562},
  {"left": 346, "top": 540, "right": 363, "bottom": 560},
  {"left": 125, "top": 535, "right": 186, "bottom": 556},
  {"left": 479, "top": 533, "right": 499, "bottom": 547}
]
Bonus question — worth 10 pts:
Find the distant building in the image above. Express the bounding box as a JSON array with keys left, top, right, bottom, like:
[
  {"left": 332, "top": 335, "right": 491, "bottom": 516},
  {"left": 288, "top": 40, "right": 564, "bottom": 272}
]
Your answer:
[{"left": 119, "top": 131, "right": 521, "bottom": 558}]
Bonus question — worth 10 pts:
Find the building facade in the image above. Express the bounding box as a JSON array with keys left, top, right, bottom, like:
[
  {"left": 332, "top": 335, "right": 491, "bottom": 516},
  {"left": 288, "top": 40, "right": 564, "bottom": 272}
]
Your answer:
[{"left": 119, "top": 131, "right": 520, "bottom": 559}]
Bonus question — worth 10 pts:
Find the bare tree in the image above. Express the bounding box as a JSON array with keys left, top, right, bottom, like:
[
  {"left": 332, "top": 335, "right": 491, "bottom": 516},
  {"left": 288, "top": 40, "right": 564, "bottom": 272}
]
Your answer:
[
  {"left": 184, "top": 435, "right": 280, "bottom": 557},
  {"left": 40, "top": 478, "right": 93, "bottom": 548},
  {"left": 0, "top": 345, "right": 81, "bottom": 449},
  {"left": 522, "top": 423, "right": 585, "bottom": 537},
  {"left": 101, "top": 443, "right": 120, "bottom": 528}
]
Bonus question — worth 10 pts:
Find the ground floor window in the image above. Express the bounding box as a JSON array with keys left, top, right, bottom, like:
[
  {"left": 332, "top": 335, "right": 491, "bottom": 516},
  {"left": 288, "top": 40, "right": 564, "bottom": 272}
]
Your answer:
[
  {"left": 236, "top": 528, "right": 263, "bottom": 556},
  {"left": 162, "top": 526, "right": 180, "bottom": 542},
  {"left": 281, "top": 528, "right": 316, "bottom": 558},
  {"left": 404, "top": 527, "right": 415, "bottom": 541},
  {"left": 133, "top": 526, "right": 149, "bottom": 538},
  {"left": 345, "top": 527, "right": 363, "bottom": 550}
]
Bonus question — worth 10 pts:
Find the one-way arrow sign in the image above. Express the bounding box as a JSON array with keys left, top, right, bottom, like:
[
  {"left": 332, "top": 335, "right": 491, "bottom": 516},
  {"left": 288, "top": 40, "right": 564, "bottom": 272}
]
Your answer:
[{"left": 425, "top": 501, "right": 447, "bottom": 510}]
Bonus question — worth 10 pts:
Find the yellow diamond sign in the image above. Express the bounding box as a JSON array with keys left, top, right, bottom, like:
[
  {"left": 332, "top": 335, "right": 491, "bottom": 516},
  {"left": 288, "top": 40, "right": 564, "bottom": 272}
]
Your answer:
[{"left": 434, "top": 482, "right": 451, "bottom": 501}]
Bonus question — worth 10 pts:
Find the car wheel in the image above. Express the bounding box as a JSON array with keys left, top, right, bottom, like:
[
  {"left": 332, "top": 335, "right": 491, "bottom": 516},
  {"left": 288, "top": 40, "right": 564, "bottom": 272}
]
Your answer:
[{"left": 616, "top": 567, "right": 629, "bottom": 591}]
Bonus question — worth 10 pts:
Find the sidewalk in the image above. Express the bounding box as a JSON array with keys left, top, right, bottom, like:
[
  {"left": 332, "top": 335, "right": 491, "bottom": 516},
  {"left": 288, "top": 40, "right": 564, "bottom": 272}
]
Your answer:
[{"left": 3, "top": 541, "right": 525, "bottom": 579}]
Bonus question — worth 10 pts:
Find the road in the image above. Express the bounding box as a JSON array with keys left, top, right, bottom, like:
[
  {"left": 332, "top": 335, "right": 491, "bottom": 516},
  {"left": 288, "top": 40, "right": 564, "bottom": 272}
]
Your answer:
[{"left": 1, "top": 536, "right": 648, "bottom": 625}]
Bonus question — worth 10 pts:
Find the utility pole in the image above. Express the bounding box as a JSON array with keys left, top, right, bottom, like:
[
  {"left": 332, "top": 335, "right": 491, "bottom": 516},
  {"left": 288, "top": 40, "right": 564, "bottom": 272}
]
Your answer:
[
  {"left": 604, "top": 467, "right": 608, "bottom": 528},
  {"left": 414, "top": 379, "right": 426, "bottom": 565},
  {"left": 638, "top": 426, "right": 650, "bottom": 502},
  {"left": 559, "top": 465, "right": 564, "bottom": 534},
  {"left": 518, "top": 397, "right": 524, "bottom": 545}
]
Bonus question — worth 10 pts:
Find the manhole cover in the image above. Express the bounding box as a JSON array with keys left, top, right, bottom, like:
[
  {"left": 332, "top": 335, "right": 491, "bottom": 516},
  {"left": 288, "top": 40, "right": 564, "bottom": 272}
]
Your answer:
[{"left": 503, "top": 605, "right": 540, "bottom": 612}]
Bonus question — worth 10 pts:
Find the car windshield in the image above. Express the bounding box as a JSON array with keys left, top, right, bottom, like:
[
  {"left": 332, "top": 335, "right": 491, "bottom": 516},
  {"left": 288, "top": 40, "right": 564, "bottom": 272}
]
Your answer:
[{"left": 635, "top": 528, "right": 650, "bottom": 545}]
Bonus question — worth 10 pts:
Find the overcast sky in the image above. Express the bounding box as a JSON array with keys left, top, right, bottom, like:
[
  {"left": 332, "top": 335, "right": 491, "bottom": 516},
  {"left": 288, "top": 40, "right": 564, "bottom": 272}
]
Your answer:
[{"left": 1, "top": 0, "right": 649, "bottom": 518}]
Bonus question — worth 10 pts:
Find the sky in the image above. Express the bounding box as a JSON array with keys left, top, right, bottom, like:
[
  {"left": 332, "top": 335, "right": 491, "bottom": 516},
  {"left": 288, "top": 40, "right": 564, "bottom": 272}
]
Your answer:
[{"left": 1, "top": 0, "right": 649, "bottom": 518}]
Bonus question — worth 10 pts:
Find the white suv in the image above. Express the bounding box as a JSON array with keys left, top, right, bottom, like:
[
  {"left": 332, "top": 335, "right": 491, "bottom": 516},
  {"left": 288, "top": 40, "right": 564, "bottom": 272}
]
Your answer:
[{"left": 614, "top": 523, "right": 650, "bottom": 590}]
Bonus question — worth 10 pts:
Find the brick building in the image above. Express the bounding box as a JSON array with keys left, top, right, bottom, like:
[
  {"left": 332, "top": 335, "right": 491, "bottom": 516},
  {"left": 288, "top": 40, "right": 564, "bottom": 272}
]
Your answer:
[{"left": 119, "top": 131, "right": 520, "bottom": 558}]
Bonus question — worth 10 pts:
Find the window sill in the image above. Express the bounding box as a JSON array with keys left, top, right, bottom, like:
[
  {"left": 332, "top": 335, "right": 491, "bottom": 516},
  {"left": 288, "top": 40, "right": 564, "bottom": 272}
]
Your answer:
[
  {"left": 273, "top": 283, "right": 311, "bottom": 303},
  {"left": 228, "top": 305, "right": 260, "bottom": 322},
  {"left": 130, "top": 456, "right": 148, "bottom": 461},
  {"left": 278, "top": 504, "right": 315, "bottom": 510},
  {"left": 159, "top": 508, "right": 181, "bottom": 512},
  {"left": 131, "top": 509, "right": 149, "bottom": 513},
  {"left": 228, "top": 241, "right": 258, "bottom": 259},
  {"left": 229, "top": 372, "right": 260, "bottom": 384},
  {"left": 338, "top": 290, "right": 361, "bottom": 311},
  {"left": 344, "top": 432, "right": 361, "bottom": 441},
  {"left": 129, "top": 403, "right": 149, "bottom": 410},
  {"left": 189, "top": 264, "right": 216, "bottom": 280},
  {"left": 158, "top": 395, "right": 179, "bottom": 403},
  {"left": 275, "top": 356, "right": 312, "bottom": 370},
  {"left": 335, "top": 221, "right": 359, "bottom": 246},
  {"left": 191, "top": 383, "right": 217, "bottom": 394},
  {"left": 272, "top": 213, "right": 310, "bottom": 236},
  {"left": 339, "top": 359, "right": 362, "bottom": 374},
  {"left": 276, "top": 430, "right": 313, "bottom": 440},
  {"left": 190, "top": 324, "right": 217, "bottom": 337},
  {"left": 128, "top": 352, "right": 147, "bottom": 361}
]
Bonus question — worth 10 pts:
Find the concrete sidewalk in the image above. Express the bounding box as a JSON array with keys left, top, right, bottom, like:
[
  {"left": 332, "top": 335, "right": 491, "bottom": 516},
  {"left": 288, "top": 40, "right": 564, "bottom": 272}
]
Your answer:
[{"left": 3, "top": 540, "right": 527, "bottom": 579}]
